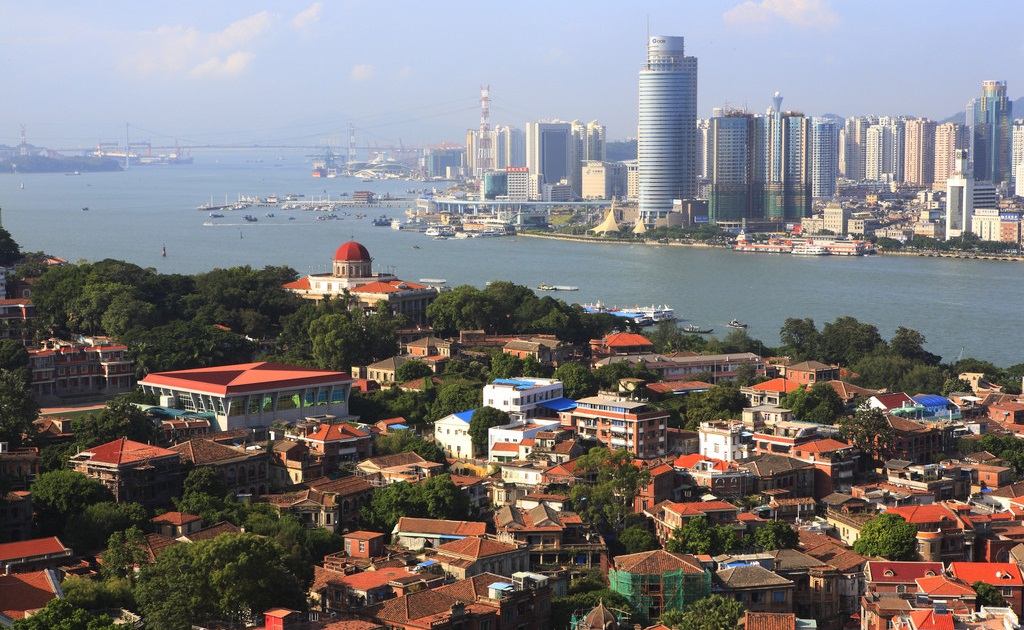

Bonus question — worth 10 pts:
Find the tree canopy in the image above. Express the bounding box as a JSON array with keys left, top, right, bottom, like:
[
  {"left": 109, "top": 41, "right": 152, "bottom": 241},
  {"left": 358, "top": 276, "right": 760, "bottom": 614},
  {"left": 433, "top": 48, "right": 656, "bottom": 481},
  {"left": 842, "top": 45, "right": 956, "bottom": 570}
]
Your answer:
[
  {"left": 674, "top": 594, "right": 745, "bottom": 630},
  {"left": 374, "top": 429, "right": 447, "bottom": 463},
  {"left": 781, "top": 381, "right": 846, "bottom": 424},
  {"left": 469, "top": 406, "right": 510, "bottom": 456},
  {"left": 570, "top": 447, "right": 651, "bottom": 530},
  {"left": 360, "top": 474, "right": 471, "bottom": 533},
  {"left": 853, "top": 512, "right": 918, "bottom": 560},
  {"left": 664, "top": 515, "right": 736, "bottom": 556},
  {"left": 838, "top": 407, "right": 893, "bottom": 462},
  {"left": 30, "top": 470, "right": 114, "bottom": 535},
  {"left": 753, "top": 519, "right": 799, "bottom": 551}
]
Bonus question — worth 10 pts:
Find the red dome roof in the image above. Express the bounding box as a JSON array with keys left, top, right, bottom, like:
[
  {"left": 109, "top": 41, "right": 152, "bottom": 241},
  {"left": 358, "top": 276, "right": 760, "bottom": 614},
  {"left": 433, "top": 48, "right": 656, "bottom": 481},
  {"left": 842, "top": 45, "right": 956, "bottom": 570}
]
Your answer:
[{"left": 333, "top": 241, "right": 371, "bottom": 262}]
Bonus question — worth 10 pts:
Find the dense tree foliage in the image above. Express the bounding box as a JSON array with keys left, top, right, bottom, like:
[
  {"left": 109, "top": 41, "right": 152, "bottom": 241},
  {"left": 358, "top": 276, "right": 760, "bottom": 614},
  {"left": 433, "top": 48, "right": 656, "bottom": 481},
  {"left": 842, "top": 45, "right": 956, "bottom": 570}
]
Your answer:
[
  {"left": 360, "top": 474, "right": 471, "bottom": 533},
  {"left": 11, "top": 597, "right": 120, "bottom": 630},
  {"left": 570, "top": 448, "right": 651, "bottom": 530},
  {"left": 100, "top": 526, "right": 149, "bottom": 580},
  {"left": 665, "top": 515, "right": 737, "bottom": 556},
  {"left": 553, "top": 362, "right": 600, "bottom": 399},
  {"left": 838, "top": 407, "right": 894, "bottom": 462},
  {"left": 780, "top": 317, "right": 822, "bottom": 362},
  {"left": 551, "top": 569, "right": 635, "bottom": 630},
  {"left": 958, "top": 434, "right": 1024, "bottom": 476},
  {"left": 853, "top": 512, "right": 918, "bottom": 560},
  {"left": 0, "top": 369, "right": 40, "bottom": 447},
  {"left": 619, "top": 525, "right": 659, "bottom": 554},
  {"left": 428, "top": 381, "right": 482, "bottom": 422},
  {"left": 395, "top": 359, "right": 434, "bottom": 383},
  {"left": 30, "top": 470, "right": 114, "bottom": 535},
  {"left": 469, "top": 406, "right": 510, "bottom": 455},
  {"left": 754, "top": 519, "right": 799, "bottom": 551},
  {"left": 781, "top": 381, "right": 846, "bottom": 424},
  {"left": 62, "top": 501, "right": 147, "bottom": 554},
  {"left": 134, "top": 533, "right": 306, "bottom": 629},
  {"left": 71, "top": 398, "right": 162, "bottom": 449},
  {"left": 124, "top": 320, "right": 258, "bottom": 377},
  {"left": 173, "top": 466, "right": 247, "bottom": 525},
  {"left": 675, "top": 594, "right": 745, "bottom": 630},
  {"left": 683, "top": 383, "right": 748, "bottom": 428},
  {"left": 974, "top": 581, "right": 1008, "bottom": 608}
]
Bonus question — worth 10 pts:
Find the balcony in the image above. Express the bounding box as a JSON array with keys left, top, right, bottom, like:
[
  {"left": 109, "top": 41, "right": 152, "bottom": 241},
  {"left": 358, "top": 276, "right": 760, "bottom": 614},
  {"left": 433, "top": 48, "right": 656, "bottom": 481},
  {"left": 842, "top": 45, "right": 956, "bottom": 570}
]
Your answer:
[{"left": 610, "top": 425, "right": 627, "bottom": 434}]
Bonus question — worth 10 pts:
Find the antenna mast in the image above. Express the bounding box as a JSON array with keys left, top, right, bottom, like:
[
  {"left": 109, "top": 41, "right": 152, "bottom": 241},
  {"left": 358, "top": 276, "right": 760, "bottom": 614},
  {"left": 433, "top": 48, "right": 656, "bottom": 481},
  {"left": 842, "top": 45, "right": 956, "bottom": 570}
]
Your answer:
[{"left": 476, "top": 85, "right": 493, "bottom": 176}]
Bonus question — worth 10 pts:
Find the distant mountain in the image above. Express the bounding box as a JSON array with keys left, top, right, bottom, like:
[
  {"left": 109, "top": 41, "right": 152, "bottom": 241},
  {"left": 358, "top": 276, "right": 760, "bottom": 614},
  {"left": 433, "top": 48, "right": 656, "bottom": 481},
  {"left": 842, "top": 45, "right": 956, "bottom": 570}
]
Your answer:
[{"left": 606, "top": 139, "right": 637, "bottom": 162}]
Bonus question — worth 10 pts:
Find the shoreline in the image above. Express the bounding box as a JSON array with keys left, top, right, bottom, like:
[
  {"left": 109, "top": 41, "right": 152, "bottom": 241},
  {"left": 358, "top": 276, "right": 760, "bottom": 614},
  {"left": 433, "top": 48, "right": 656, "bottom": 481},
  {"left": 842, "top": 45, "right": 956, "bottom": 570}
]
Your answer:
[{"left": 517, "top": 232, "right": 1024, "bottom": 262}]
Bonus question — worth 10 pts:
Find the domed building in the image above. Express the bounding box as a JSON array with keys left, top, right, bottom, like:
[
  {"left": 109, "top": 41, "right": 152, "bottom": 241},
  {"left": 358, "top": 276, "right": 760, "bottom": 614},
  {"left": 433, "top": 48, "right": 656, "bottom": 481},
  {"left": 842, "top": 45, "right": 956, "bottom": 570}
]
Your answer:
[
  {"left": 572, "top": 599, "right": 621, "bottom": 630},
  {"left": 283, "top": 241, "right": 438, "bottom": 326}
]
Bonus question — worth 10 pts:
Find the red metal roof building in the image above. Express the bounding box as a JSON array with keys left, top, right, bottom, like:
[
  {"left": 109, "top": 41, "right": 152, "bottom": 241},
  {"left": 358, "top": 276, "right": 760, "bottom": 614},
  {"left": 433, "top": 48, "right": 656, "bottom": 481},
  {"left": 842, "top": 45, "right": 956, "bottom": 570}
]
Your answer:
[
  {"left": 139, "top": 361, "right": 356, "bottom": 433},
  {"left": 283, "top": 241, "right": 438, "bottom": 326}
]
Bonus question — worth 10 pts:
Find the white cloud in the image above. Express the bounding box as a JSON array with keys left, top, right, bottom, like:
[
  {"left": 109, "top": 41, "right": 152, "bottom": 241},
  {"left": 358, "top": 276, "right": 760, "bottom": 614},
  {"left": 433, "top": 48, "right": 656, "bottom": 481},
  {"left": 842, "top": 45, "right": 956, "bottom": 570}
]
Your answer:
[
  {"left": 190, "top": 51, "right": 255, "bottom": 78},
  {"left": 292, "top": 3, "right": 323, "bottom": 32},
  {"left": 723, "top": 0, "right": 839, "bottom": 30},
  {"left": 395, "top": 66, "right": 413, "bottom": 80},
  {"left": 351, "top": 64, "right": 375, "bottom": 81},
  {"left": 119, "top": 11, "right": 275, "bottom": 79}
]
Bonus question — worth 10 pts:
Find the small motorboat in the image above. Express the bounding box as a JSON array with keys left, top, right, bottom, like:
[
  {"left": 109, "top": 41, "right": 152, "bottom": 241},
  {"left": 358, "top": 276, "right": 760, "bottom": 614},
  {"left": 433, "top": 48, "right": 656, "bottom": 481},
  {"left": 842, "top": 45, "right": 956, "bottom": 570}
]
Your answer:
[
  {"left": 682, "top": 324, "right": 713, "bottom": 334},
  {"left": 727, "top": 319, "right": 748, "bottom": 329}
]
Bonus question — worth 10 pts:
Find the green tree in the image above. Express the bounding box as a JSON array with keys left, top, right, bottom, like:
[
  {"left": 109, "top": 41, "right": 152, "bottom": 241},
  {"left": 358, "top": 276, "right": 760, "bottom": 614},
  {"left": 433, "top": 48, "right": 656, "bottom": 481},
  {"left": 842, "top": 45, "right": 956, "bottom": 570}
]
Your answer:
[
  {"left": 553, "top": 362, "right": 599, "bottom": 399},
  {"left": 71, "top": 398, "right": 162, "bottom": 449},
  {"left": 61, "top": 576, "right": 135, "bottom": 613},
  {"left": 890, "top": 326, "right": 942, "bottom": 365},
  {"left": 374, "top": 429, "right": 446, "bottom": 464},
  {"left": 489, "top": 352, "right": 524, "bottom": 379},
  {"left": 395, "top": 359, "right": 434, "bottom": 383},
  {"left": 619, "top": 525, "right": 659, "bottom": 554},
  {"left": 31, "top": 470, "right": 114, "bottom": 535},
  {"left": 683, "top": 383, "right": 748, "bottom": 427},
  {"left": 820, "top": 316, "right": 885, "bottom": 366},
  {"left": 173, "top": 466, "right": 245, "bottom": 526},
  {"left": 664, "top": 515, "right": 736, "bottom": 556},
  {"left": 942, "top": 378, "right": 975, "bottom": 397},
  {"left": 570, "top": 448, "right": 651, "bottom": 530},
  {"left": 62, "top": 501, "right": 147, "bottom": 554},
  {"left": 974, "top": 581, "right": 1008, "bottom": 608},
  {"left": 852, "top": 512, "right": 918, "bottom": 560},
  {"left": 781, "top": 381, "right": 846, "bottom": 424},
  {"left": 0, "top": 370, "right": 41, "bottom": 448},
  {"left": 429, "top": 382, "right": 482, "bottom": 422},
  {"left": 779, "top": 317, "right": 821, "bottom": 361},
  {"left": 100, "top": 525, "right": 149, "bottom": 580},
  {"left": 469, "top": 406, "right": 510, "bottom": 456},
  {"left": 838, "top": 407, "right": 894, "bottom": 461},
  {"left": 134, "top": 532, "right": 306, "bottom": 630},
  {"left": 677, "top": 594, "right": 745, "bottom": 630},
  {"left": 360, "top": 474, "right": 471, "bottom": 533},
  {"left": 11, "top": 598, "right": 119, "bottom": 630},
  {"left": 754, "top": 519, "right": 799, "bottom": 551},
  {"left": 0, "top": 225, "right": 22, "bottom": 267}
]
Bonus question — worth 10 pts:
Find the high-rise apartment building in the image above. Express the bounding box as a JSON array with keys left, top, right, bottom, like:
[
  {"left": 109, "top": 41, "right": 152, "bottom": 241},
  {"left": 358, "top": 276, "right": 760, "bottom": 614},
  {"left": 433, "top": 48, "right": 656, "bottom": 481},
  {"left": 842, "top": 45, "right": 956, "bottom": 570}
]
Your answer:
[
  {"left": 638, "top": 35, "right": 698, "bottom": 223},
  {"left": 969, "top": 80, "right": 1013, "bottom": 184},
  {"left": 842, "top": 116, "right": 875, "bottom": 181},
  {"left": 946, "top": 150, "right": 973, "bottom": 240},
  {"left": 696, "top": 118, "right": 712, "bottom": 179},
  {"left": 569, "top": 120, "right": 606, "bottom": 197},
  {"left": 810, "top": 117, "right": 839, "bottom": 198},
  {"left": 707, "top": 94, "right": 810, "bottom": 225},
  {"left": 864, "top": 118, "right": 904, "bottom": 183},
  {"left": 903, "top": 118, "right": 937, "bottom": 186},
  {"left": 934, "top": 122, "right": 968, "bottom": 185},
  {"left": 526, "top": 120, "right": 573, "bottom": 191},
  {"left": 1011, "top": 119, "right": 1024, "bottom": 183},
  {"left": 495, "top": 125, "right": 526, "bottom": 169}
]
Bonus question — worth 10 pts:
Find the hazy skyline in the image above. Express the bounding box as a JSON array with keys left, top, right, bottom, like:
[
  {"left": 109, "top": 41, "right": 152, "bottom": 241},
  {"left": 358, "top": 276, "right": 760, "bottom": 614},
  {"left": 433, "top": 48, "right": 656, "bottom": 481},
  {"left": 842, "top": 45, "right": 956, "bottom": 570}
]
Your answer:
[{"left": 4, "top": 0, "right": 1023, "bottom": 148}]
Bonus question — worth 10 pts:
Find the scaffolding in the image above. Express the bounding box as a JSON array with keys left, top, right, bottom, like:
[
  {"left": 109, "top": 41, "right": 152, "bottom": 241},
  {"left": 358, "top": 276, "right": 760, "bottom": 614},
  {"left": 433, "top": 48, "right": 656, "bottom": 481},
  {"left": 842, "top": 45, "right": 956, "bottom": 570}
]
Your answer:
[{"left": 608, "top": 568, "right": 711, "bottom": 623}]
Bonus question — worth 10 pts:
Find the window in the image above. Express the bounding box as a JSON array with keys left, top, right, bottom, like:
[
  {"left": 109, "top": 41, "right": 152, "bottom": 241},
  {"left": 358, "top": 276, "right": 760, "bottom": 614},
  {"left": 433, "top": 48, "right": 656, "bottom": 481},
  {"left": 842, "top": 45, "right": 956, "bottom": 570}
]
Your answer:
[
  {"left": 773, "top": 590, "right": 786, "bottom": 603},
  {"left": 1003, "top": 588, "right": 1014, "bottom": 597}
]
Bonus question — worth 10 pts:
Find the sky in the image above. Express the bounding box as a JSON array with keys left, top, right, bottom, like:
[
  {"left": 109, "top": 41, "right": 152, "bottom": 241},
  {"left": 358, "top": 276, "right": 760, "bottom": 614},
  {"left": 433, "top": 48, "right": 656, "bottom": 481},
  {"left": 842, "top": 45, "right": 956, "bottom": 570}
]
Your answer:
[{"left": 3, "top": 0, "right": 1023, "bottom": 148}]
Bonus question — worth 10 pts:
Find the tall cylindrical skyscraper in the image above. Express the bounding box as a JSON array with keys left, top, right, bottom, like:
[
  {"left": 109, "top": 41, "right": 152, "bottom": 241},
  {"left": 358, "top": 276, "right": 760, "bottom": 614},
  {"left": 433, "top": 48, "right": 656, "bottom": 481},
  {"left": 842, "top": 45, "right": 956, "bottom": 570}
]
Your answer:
[{"left": 638, "top": 35, "right": 698, "bottom": 223}]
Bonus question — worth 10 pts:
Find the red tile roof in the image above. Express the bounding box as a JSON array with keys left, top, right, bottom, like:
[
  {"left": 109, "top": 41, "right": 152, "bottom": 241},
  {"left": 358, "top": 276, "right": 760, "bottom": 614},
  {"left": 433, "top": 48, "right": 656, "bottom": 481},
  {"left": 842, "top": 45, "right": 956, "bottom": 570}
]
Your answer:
[
  {"left": 0, "top": 536, "right": 69, "bottom": 561},
  {"left": 282, "top": 277, "right": 312, "bottom": 291},
  {"left": 353, "top": 280, "right": 431, "bottom": 294},
  {"left": 673, "top": 453, "right": 731, "bottom": 470},
  {"left": 948, "top": 562, "right": 1024, "bottom": 586},
  {"left": 139, "top": 361, "right": 352, "bottom": 396},
  {"left": 872, "top": 393, "right": 916, "bottom": 409},
  {"left": 613, "top": 550, "right": 706, "bottom": 574},
  {"left": 305, "top": 423, "right": 370, "bottom": 443},
  {"left": 0, "top": 570, "right": 59, "bottom": 620},
  {"left": 492, "top": 442, "right": 520, "bottom": 452},
  {"left": 603, "top": 332, "right": 653, "bottom": 348},
  {"left": 914, "top": 575, "right": 977, "bottom": 597},
  {"left": 884, "top": 504, "right": 959, "bottom": 525},
  {"left": 795, "top": 438, "right": 852, "bottom": 453},
  {"left": 395, "top": 518, "right": 487, "bottom": 538},
  {"left": 435, "top": 536, "right": 520, "bottom": 559},
  {"left": 663, "top": 501, "right": 739, "bottom": 517},
  {"left": 907, "top": 609, "right": 955, "bottom": 630},
  {"left": 332, "top": 567, "right": 415, "bottom": 591},
  {"left": 150, "top": 511, "right": 201, "bottom": 526},
  {"left": 750, "top": 378, "right": 803, "bottom": 394},
  {"left": 865, "top": 561, "right": 944, "bottom": 583},
  {"left": 744, "top": 612, "right": 796, "bottom": 630},
  {"left": 82, "top": 437, "right": 178, "bottom": 465}
]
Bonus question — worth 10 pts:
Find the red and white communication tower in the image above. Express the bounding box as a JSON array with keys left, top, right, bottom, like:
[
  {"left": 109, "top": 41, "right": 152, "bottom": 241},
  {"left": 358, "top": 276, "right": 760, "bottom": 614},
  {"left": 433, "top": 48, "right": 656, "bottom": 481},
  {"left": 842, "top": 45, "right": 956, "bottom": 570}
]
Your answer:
[{"left": 476, "top": 85, "right": 494, "bottom": 174}]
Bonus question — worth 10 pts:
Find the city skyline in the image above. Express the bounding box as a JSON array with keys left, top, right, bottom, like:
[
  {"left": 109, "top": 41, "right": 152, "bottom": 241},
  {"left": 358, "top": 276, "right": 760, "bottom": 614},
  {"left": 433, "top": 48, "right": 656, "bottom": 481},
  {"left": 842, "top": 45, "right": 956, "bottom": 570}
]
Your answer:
[{"left": 4, "top": 1, "right": 1024, "bottom": 148}]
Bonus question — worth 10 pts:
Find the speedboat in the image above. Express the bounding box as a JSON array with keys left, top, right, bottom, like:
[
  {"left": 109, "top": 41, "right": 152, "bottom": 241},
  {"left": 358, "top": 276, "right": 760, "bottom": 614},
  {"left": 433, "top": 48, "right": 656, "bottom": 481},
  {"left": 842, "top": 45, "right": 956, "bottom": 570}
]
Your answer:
[
  {"left": 682, "top": 324, "right": 713, "bottom": 334},
  {"left": 727, "top": 319, "right": 747, "bottom": 329}
]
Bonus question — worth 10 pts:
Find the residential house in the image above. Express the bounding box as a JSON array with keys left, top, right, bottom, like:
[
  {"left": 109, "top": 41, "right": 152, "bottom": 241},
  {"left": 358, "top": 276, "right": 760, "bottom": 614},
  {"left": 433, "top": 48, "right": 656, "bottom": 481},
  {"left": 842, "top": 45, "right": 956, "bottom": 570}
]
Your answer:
[
  {"left": 270, "top": 440, "right": 324, "bottom": 486},
  {"left": 169, "top": 437, "right": 272, "bottom": 495},
  {"left": 608, "top": 550, "right": 711, "bottom": 624},
  {"left": 738, "top": 454, "right": 816, "bottom": 498},
  {"left": 355, "top": 452, "right": 444, "bottom": 486},
  {"left": 797, "top": 531, "right": 868, "bottom": 620},
  {"left": 714, "top": 564, "right": 794, "bottom": 614},
  {"left": 768, "top": 549, "right": 841, "bottom": 627},
  {"left": 864, "top": 561, "right": 944, "bottom": 595},
  {"left": 311, "top": 565, "right": 419, "bottom": 614},
  {"left": 643, "top": 500, "right": 741, "bottom": 544},
  {"left": 635, "top": 462, "right": 677, "bottom": 513},
  {"left": 884, "top": 504, "right": 971, "bottom": 563},
  {"left": 0, "top": 569, "right": 62, "bottom": 625},
  {"left": 344, "top": 531, "right": 386, "bottom": 559},
  {"left": 560, "top": 395, "right": 668, "bottom": 459},
  {"left": 68, "top": 437, "right": 184, "bottom": 510},
  {"left": 262, "top": 476, "right": 374, "bottom": 532},
  {"left": 433, "top": 536, "right": 530, "bottom": 580},
  {"left": 393, "top": 517, "right": 487, "bottom": 549},
  {"left": 0, "top": 446, "right": 39, "bottom": 491},
  {"left": 751, "top": 419, "right": 822, "bottom": 457},
  {"left": 503, "top": 336, "right": 570, "bottom": 366},
  {"left": 0, "top": 491, "right": 31, "bottom": 543},
  {"left": 948, "top": 562, "right": 1024, "bottom": 616},
  {"left": 790, "top": 438, "right": 859, "bottom": 499},
  {"left": 0, "top": 536, "right": 74, "bottom": 574},
  {"left": 781, "top": 361, "right": 840, "bottom": 385},
  {"left": 493, "top": 504, "right": 608, "bottom": 572},
  {"left": 150, "top": 512, "right": 203, "bottom": 538},
  {"left": 742, "top": 379, "right": 804, "bottom": 407},
  {"left": 698, "top": 421, "right": 753, "bottom": 462},
  {"left": 298, "top": 421, "right": 374, "bottom": 469},
  {"left": 674, "top": 453, "right": 756, "bottom": 498},
  {"left": 27, "top": 336, "right": 134, "bottom": 402},
  {"left": 358, "top": 572, "right": 552, "bottom": 630},
  {"left": 435, "top": 410, "right": 477, "bottom": 459},
  {"left": 589, "top": 332, "right": 653, "bottom": 357}
]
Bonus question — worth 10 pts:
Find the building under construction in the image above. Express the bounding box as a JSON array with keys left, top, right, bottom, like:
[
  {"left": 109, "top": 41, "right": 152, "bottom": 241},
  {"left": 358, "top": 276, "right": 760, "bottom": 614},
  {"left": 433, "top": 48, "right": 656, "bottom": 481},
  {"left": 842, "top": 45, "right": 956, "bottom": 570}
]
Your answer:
[{"left": 607, "top": 550, "right": 711, "bottom": 624}]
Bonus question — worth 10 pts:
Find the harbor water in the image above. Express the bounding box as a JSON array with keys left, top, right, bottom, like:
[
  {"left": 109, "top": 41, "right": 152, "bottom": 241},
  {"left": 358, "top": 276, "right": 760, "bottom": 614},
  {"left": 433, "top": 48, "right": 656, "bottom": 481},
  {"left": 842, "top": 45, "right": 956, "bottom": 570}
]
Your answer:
[{"left": 2, "top": 147, "right": 1019, "bottom": 367}]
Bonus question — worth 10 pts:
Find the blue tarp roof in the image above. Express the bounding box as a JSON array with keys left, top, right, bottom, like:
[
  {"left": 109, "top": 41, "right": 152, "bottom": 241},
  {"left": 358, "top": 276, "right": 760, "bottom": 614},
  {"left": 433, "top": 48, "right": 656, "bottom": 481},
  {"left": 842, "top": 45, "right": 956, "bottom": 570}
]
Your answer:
[
  {"left": 488, "top": 582, "right": 514, "bottom": 590},
  {"left": 913, "top": 394, "right": 952, "bottom": 407},
  {"left": 537, "top": 397, "right": 578, "bottom": 412},
  {"left": 416, "top": 560, "right": 437, "bottom": 567},
  {"left": 492, "top": 378, "right": 536, "bottom": 390},
  {"left": 391, "top": 423, "right": 409, "bottom": 430},
  {"left": 452, "top": 410, "right": 476, "bottom": 424}
]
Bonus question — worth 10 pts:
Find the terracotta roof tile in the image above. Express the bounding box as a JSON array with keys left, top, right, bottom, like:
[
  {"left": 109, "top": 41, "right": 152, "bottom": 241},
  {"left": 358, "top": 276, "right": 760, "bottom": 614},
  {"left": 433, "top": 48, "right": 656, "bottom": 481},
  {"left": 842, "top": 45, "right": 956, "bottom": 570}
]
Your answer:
[
  {"left": 435, "top": 536, "right": 520, "bottom": 559},
  {"left": 0, "top": 536, "right": 69, "bottom": 562},
  {"left": 613, "top": 550, "right": 706, "bottom": 574},
  {"left": 169, "top": 438, "right": 253, "bottom": 465},
  {"left": 948, "top": 562, "right": 1024, "bottom": 586},
  {"left": 79, "top": 437, "right": 178, "bottom": 465},
  {"left": 0, "top": 570, "right": 59, "bottom": 620},
  {"left": 744, "top": 612, "right": 796, "bottom": 630},
  {"left": 395, "top": 518, "right": 487, "bottom": 537}
]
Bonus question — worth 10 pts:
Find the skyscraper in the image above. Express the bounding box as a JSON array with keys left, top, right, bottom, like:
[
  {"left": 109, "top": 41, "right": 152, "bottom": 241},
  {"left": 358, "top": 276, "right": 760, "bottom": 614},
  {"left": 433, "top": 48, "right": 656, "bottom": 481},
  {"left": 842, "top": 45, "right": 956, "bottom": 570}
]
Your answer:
[
  {"left": 946, "top": 149, "right": 973, "bottom": 240},
  {"left": 495, "top": 125, "right": 525, "bottom": 169},
  {"left": 969, "top": 80, "right": 1013, "bottom": 184},
  {"left": 934, "top": 122, "right": 967, "bottom": 185},
  {"left": 842, "top": 116, "right": 874, "bottom": 181},
  {"left": 1011, "top": 119, "right": 1024, "bottom": 183},
  {"left": 810, "top": 117, "right": 838, "bottom": 198},
  {"left": 762, "top": 93, "right": 811, "bottom": 222},
  {"left": 903, "top": 118, "right": 936, "bottom": 186},
  {"left": 708, "top": 111, "right": 756, "bottom": 225},
  {"left": 526, "top": 121, "right": 573, "bottom": 190},
  {"left": 638, "top": 35, "right": 698, "bottom": 223}
]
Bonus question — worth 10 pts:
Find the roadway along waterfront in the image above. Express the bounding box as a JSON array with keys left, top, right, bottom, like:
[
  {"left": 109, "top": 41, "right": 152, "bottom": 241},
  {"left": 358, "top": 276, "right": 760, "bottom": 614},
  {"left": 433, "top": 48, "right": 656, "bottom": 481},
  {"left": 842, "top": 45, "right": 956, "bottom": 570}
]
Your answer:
[{"left": 0, "top": 147, "right": 1017, "bottom": 366}]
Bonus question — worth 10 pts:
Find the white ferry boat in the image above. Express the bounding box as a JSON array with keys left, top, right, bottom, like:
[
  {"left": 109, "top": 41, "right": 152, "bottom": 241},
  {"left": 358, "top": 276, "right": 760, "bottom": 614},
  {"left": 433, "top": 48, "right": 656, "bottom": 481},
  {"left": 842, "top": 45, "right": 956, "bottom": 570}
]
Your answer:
[{"left": 791, "top": 243, "right": 830, "bottom": 256}]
